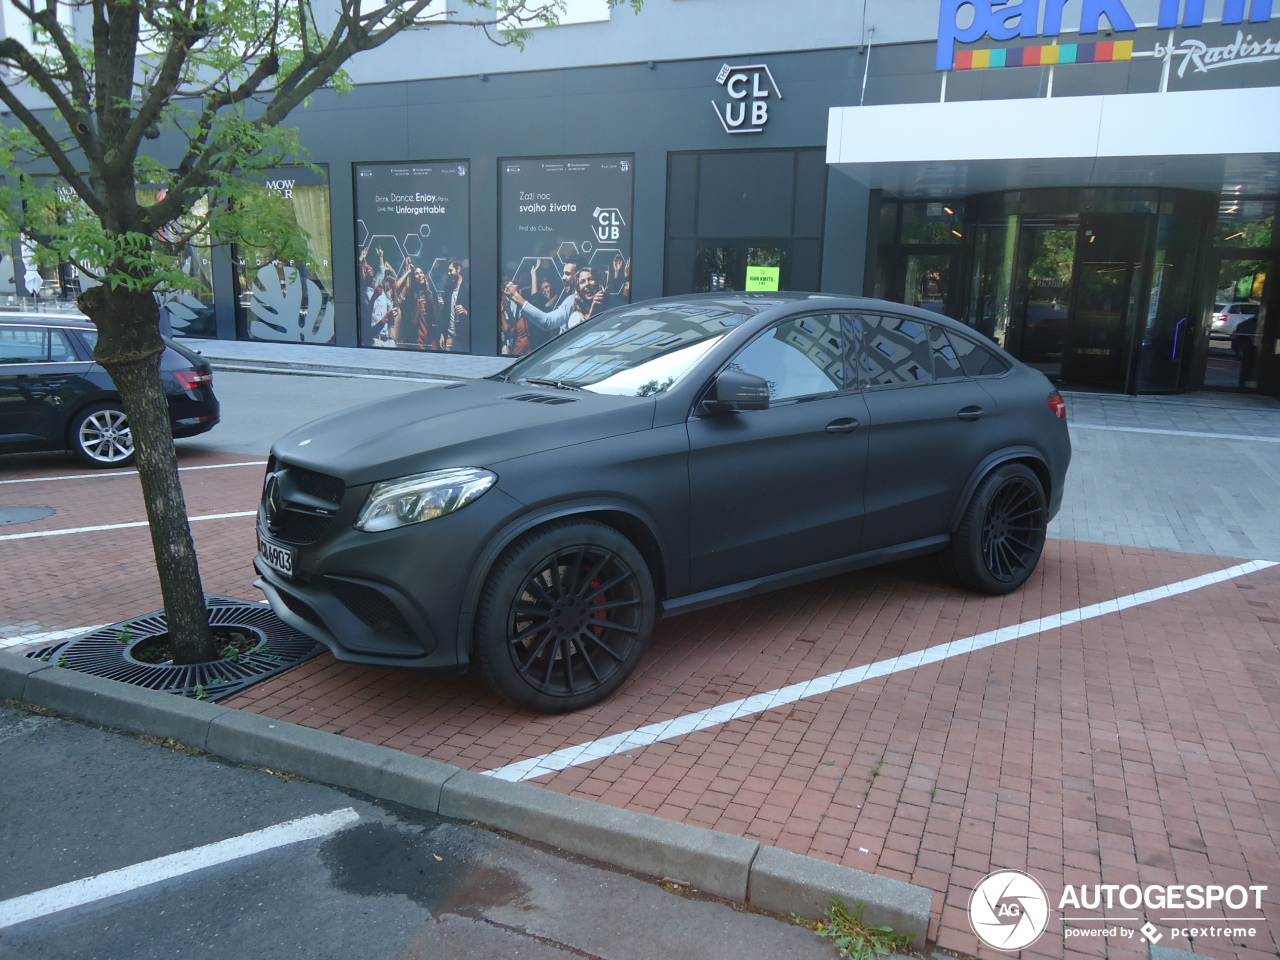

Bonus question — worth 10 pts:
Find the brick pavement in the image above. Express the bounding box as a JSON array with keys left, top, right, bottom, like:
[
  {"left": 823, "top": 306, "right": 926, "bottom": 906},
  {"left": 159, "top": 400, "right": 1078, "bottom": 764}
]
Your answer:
[{"left": 3, "top": 446, "right": 1279, "bottom": 960}]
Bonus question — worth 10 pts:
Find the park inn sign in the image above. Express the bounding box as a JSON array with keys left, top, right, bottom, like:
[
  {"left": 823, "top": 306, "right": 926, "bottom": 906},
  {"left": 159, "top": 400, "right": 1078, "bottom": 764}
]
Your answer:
[{"left": 937, "top": 0, "right": 1279, "bottom": 70}]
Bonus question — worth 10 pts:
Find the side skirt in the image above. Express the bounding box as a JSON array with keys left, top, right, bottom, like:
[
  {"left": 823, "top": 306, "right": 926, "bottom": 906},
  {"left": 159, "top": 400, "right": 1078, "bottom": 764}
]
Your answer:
[{"left": 659, "top": 535, "right": 949, "bottom": 618}]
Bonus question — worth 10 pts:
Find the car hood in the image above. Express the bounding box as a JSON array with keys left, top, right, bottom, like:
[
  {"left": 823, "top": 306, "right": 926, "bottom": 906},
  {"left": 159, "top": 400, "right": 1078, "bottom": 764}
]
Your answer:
[{"left": 272, "top": 378, "right": 655, "bottom": 486}]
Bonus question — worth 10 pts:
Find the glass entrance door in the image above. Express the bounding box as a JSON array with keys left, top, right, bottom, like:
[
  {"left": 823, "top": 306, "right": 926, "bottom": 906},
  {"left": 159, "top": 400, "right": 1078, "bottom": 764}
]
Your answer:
[
  {"left": 1008, "top": 224, "right": 1076, "bottom": 378},
  {"left": 902, "top": 246, "right": 961, "bottom": 317},
  {"left": 1205, "top": 256, "right": 1269, "bottom": 391}
]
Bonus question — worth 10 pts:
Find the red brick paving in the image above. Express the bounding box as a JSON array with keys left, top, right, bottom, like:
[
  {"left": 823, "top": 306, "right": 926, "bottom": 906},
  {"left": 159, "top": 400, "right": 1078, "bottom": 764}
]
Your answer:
[{"left": 3, "top": 447, "right": 1279, "bottom": 960}]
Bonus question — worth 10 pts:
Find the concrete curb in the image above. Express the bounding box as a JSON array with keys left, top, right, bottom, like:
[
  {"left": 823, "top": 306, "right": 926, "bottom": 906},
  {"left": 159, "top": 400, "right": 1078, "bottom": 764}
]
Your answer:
[{"left": 2, "top": 655, "right": 932, "bottom": 948}]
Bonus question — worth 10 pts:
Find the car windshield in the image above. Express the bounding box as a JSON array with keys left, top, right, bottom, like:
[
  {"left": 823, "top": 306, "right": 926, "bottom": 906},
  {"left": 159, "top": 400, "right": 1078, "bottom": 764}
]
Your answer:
[{"left": 501, "top": 300, "right": 759, "bottom": 397}]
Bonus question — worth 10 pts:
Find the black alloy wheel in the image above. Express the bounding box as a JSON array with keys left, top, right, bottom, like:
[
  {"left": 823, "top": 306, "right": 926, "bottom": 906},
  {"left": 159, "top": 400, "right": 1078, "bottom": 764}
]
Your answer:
[
  {"left": 475, "top": 519, "right": 654, "bottom": 713},
  {"left": 938, "top": 462, "right": 1048, "bottom": 595}
]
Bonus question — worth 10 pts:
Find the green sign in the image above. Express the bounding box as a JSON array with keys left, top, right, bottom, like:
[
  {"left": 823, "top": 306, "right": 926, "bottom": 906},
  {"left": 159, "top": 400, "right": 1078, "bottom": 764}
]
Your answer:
[{"left": 745, "top": 265, "right": 780, "bottom": 291}]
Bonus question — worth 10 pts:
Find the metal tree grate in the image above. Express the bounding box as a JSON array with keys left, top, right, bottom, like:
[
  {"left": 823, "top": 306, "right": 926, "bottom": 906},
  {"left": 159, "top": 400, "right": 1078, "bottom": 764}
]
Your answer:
[{"left": 25, "top": 595, "right": 323, "bottom": 702}]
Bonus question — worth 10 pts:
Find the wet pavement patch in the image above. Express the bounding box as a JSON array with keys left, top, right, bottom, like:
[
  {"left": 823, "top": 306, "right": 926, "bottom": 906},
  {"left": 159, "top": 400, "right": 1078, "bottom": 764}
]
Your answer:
[
  {"left": 320, "top": 822, "right": 533, "bottom": 919},
  {"left": 0, "top": 506, "right": 55, "bottom": 525}
]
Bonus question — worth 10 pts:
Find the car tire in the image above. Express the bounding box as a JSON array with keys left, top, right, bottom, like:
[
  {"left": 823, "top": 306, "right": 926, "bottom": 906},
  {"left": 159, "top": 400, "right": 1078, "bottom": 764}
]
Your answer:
[
  {"left": 937, "top": 463, "right": 1047, "bottom": 595},
  {"left": 68, "top": 402, "right": 136, "bottom": 468},
  {"left": 474, "top": 519, "right": 655, "bottom": 713}
]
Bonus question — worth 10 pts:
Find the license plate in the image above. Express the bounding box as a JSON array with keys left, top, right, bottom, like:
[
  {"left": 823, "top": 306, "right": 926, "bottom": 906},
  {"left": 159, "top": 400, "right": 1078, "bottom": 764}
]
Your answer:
[{"left": 258, "top": 533, "right": 295, "bottom": 577}]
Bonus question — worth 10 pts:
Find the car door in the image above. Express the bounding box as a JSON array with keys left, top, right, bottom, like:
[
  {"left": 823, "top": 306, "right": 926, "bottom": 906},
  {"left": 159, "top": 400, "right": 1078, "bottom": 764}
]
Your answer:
[
  {"left": 687, "top": 312, "right": 869, "bottom": 592},
  {"left": 0, "top": 325, "right": 93, "bottom": 449},
  {"left": 853, "top": 313, "right": 995, "bottom": 552}
]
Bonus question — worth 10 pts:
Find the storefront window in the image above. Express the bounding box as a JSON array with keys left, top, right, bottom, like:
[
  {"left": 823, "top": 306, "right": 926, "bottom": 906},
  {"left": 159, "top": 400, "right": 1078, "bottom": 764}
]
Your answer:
[
  {"left": 136, "top": 187, "right": 216, "bottom": 338},
  {"left": 899, "top": 202, "right": 965, "bottom": 244},
  {"left": 233, "top": 166, "right": 335, "bottom": 344},
  {"left": 1216, "top": 200, "right": 1275, "bottom": 248}
]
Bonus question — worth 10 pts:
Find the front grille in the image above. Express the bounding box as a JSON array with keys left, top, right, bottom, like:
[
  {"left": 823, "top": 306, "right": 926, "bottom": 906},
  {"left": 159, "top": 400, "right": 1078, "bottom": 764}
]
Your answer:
[
  {"left": 326, "top": 579, "right": 414, "bottom": 639},
  {"left": 273, "top": 512, "right": 333, "bottom": 545},
  {"left": 264, "top": 463, "right": 346, "bottom": 545},
  {"left": 290, "top": 466, "right": 344, "bottom": 504}
]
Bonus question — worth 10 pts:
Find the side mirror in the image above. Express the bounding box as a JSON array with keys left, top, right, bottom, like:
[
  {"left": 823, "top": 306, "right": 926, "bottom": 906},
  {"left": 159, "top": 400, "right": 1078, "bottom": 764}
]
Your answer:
[{"left": 699, "top": 369, "right": 771, "bottom": 416}]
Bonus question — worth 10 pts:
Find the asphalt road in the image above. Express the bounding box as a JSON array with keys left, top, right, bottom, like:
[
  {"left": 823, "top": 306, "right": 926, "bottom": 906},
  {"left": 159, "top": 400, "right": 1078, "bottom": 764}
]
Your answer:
[{"left": 0, "top": 703, "right": 835, "bottom": 960}]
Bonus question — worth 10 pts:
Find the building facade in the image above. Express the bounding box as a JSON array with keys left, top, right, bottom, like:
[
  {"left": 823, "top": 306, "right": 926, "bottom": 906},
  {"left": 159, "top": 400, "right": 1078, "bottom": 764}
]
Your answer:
[{"left": 9, "top": 0, "right": 1280, "bottom": 397}]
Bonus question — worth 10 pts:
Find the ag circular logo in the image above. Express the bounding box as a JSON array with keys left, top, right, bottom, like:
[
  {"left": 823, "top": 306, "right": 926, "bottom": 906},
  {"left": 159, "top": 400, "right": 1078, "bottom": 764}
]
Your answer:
[{"left": 969, "top": 869, "right": 1050, "bottom": 951}]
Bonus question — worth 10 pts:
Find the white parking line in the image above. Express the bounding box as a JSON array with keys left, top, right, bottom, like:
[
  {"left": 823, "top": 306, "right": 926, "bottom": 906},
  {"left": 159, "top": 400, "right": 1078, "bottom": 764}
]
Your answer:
[
  {"left": 0, "top": 807, "right": 360, "bottom": 930},
  {"left": 483, "top": 559, "right": 1278, "bottom": 784},
  {"left": 0, "top": 461, "right": 266, "bottom": 485},
  {"left": 0, "top": 625, "right": 110, "bottom": 650},
  {"left": 0, "top": 511, "right": 256, "bottom": 542},
  {"left": 1070, "top": 423, "right": 1280, "bottom": 443}
]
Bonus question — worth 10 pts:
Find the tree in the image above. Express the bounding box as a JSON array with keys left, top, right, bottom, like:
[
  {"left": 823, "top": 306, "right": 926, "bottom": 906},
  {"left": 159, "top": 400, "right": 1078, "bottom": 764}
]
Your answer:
[{"left": 0, "top": 0, "right": 640, "bottom": 664}]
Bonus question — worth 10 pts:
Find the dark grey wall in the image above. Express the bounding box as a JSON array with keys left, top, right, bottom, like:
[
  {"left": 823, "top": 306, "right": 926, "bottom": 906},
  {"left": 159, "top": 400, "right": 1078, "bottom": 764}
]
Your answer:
[
  {"left": 182, "top": 27, "right": 1279, "bottom": 354},
  {"left": 225, "top": 47, "right": 875, "bottom": 354}
]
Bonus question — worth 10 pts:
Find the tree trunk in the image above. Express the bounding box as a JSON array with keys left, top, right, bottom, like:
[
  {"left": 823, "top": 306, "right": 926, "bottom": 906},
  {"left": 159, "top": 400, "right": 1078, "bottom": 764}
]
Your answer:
[{"left": 78, "top": 284, "right": 218, "bottom": 664}]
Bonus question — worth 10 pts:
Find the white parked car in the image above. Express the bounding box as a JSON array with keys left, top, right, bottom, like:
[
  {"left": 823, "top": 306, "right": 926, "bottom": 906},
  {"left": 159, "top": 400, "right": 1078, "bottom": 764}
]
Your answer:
[{"left": 1211, "top": 302, "right": 1260, "bottom": 339}]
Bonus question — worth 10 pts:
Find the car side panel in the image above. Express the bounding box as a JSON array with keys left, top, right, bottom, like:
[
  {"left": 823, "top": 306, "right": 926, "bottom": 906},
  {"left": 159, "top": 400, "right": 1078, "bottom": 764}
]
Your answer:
[
  {"left": 686, "top": 393, "right": 870, "bottom": 592},
  {"left": 859, "top": 379, "right": 995, "bottom": 551}
]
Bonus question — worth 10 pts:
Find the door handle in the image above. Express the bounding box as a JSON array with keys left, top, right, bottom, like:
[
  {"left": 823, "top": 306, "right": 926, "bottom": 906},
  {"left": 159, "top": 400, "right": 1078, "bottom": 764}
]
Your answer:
[
  {"left": 957, "top": 406, "right": 985, "bottom": 421},
  {"left": 826, "top": 418, "right": 860, "bottom": 434}
]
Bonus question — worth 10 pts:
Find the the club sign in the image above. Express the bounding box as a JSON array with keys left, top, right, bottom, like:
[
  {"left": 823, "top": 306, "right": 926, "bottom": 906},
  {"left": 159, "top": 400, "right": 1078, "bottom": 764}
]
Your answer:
[
  {"left": 937, "top": 0, "right": 1278, "bottom": 70},
  {"left": 712, "top": 63, "right": 782, "bottom": 134}
]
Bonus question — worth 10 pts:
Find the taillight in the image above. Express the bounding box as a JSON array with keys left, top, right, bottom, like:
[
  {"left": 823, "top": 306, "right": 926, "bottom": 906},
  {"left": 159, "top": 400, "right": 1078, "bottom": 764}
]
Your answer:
[
  {"left": 173, "top": 369, "right": 213, "bottom": 392},
  {"left": 1048, "top": 392, "right": 1066, "bottom": 419}
]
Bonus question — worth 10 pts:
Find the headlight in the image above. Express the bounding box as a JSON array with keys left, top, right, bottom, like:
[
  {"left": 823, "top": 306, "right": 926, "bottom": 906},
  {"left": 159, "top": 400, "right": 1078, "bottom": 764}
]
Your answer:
[{"left": 354, "top": 468, "right": 497, "bottom": 532}]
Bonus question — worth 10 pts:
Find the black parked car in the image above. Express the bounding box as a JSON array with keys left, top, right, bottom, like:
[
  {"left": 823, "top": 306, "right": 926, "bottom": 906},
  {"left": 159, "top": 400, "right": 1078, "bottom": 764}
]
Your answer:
[
  {"left": 0, "top": 313, "right": 219, "bottom": 467},
  {"left": 256, "top": 294, "right": 1071, "bottom": 712}
]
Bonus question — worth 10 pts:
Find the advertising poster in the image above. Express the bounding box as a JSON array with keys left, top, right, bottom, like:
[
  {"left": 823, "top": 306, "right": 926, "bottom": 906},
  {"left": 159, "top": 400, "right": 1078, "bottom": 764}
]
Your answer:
[
  {"left": 499, "top": 155, "right": 633, "bottom": 356},
  {"left": 354, "top": 161, "right": 471, "bottom": 352},
  {"left": 234, "top": 165, "right": 335, "bottom": 345}
]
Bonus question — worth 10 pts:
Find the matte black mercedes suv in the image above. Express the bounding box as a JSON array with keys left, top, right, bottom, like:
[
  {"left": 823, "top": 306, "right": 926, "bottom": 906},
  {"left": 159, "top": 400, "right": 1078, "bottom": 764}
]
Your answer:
[
  {"left": 255, "top": 294, "right": 1070, "bottom": 712},
  {"left": 0, "top": 313, "right": 220, "bottom": 467}
]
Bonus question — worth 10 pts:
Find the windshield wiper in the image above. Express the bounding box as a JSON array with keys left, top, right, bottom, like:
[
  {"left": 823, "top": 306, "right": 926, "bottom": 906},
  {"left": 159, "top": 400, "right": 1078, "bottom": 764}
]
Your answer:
[{"left": 520, "top": 376, "right": 582, "bottom": 391}]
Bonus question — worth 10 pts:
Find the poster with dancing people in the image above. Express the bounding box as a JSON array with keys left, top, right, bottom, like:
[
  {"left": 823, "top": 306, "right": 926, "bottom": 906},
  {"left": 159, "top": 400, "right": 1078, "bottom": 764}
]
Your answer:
[
  {"left": 499, "top": 155, "right": 634, "bottom": 357},
  {"left": 354, "top": 161, "right": 471, "bottom": 352}
]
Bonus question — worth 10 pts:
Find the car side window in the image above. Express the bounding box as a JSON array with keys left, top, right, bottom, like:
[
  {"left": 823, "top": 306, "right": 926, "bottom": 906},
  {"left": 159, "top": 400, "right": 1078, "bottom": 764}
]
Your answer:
[
  {"left": 856, "top": 313, "right": 934, "bottom": 387},
  {"left": 727, "top": 314, "right": 845, "bottom": 403},
  {"left": 932, "top": 326, "right": 967, "bottom": 381},
  {"left": 949, "top": 333, "right": 1012, "bottom": 377},
  {"left": 0, "top": 327, "right": 48, "bottom": 364},
  {"left": 48, "top": 329, "right": 78, "bottom": 362}
]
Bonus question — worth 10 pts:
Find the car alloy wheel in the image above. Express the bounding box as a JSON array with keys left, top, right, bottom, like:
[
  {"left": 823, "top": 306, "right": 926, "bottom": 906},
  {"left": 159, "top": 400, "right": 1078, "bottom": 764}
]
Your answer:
[
  {"left": 980, "top": 473, "right": 1046, "bottom": 583},
  {"left": 70, "top": 402, "right": 136, "bottom": 467},
  {"left": 475, "top": 519, "right": 654, "bottom": 713},
  {"left": 938, "top": 462, "right": 1047, "bottom": 595}
]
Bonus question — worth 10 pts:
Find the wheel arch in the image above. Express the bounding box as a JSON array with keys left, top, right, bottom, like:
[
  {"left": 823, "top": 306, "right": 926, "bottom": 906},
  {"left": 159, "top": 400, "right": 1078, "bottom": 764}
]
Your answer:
[
  {"left": 455, "top": 500, "right": 670, "bottom": 661},
  {"left": 948, "top": 447, "right": 1052, "bottom": 534}
]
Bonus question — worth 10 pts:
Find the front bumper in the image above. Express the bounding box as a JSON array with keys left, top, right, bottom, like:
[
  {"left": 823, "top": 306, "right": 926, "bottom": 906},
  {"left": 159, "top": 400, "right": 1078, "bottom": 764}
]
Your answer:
[{"left": 254, "top": 558, "right": 464, "bottom": 673}]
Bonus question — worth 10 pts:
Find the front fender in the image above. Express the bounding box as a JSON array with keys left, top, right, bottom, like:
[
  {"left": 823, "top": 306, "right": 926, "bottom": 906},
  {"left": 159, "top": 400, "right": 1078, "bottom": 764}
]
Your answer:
[{"left": 453, "top": 498, "right": 672, "bottom": 662}]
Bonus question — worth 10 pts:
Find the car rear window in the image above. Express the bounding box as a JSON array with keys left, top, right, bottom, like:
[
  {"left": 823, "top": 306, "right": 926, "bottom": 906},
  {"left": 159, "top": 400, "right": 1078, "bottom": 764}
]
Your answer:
[{"left": 950, "top": 334, "right": 1011, "bottom": 377}]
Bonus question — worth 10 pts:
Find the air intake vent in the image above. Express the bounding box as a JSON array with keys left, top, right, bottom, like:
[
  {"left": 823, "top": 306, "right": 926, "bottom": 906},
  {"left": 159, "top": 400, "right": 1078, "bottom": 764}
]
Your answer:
[{"left": 505, "top": 393, "right": 577, "bottom": 405}]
